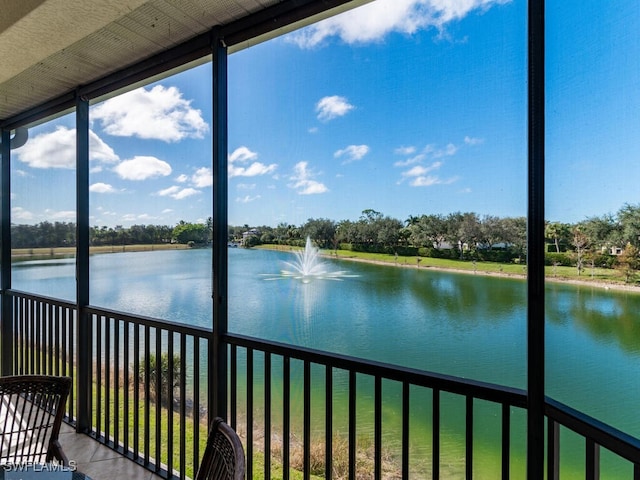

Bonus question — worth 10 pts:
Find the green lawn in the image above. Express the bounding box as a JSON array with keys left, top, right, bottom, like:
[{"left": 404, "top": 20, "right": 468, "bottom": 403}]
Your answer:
[{"left": 258, "top": 244, "right": 638, "bottom": 288}]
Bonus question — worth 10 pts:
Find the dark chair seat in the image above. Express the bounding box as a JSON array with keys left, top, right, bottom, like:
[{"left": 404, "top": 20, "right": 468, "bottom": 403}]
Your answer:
[
  {"left": 195, "top": 417, "right": 245, "bottom": 480},
  {"left": 0, "top": 375, "right": 72, "bottom": 466}
]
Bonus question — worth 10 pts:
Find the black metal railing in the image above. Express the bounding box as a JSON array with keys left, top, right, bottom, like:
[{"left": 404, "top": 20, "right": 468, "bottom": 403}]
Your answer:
[
  {"left": 5, "top": 289, "right": 640, "bottom": 479},
  {"left": 87, "top": 305, "right": 213, "bottom": 479}
]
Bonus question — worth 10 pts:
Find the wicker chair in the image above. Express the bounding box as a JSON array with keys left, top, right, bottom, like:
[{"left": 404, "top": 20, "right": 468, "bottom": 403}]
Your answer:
[
  {"left": 0, "top": 375, "right": 72, "bottom": 466},
  {"left": 195, "top": 417, "right": 245, "bottom": 480}
]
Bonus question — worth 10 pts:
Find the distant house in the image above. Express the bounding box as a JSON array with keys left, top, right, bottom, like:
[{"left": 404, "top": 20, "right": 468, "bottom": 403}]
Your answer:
[{"left": 242, "top": 228, "right": 261, "bottom": 245}]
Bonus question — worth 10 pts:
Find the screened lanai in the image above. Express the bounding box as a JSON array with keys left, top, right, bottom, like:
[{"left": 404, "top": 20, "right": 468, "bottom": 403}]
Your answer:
[{"left": 2, "top": 1, "right": 640, "bottom": 479}]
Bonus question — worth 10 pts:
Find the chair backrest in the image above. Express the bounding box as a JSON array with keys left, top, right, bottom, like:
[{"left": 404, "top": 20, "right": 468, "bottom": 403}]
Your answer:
[
  {"left": 195, "top": 417, "right": 245, "bottom": 480},
  {"left": 0, "top": 375, "right": 71, "bottom": 466}
]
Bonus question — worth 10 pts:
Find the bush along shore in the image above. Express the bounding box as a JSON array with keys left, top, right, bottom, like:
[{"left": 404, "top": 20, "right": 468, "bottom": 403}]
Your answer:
[{"left": 257, "top": 244, "right": 640, "bottom": 293}]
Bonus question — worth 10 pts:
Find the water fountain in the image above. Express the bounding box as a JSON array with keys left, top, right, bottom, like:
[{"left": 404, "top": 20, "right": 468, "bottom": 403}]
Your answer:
[{"left": 264, "top": 236, "right": 355, "bottom": 283}]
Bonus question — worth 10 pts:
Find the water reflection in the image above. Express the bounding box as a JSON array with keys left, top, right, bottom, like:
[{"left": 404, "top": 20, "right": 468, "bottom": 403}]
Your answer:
[{"left": 546, "top": 283, "right": 640, "bottom": 356}]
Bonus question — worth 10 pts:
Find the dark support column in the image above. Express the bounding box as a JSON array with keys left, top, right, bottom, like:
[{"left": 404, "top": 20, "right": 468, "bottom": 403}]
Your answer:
[
  {"left": 76, "top": 96, "right": 92, "bottom": 432},
  {"left": 527, "top": 0, "right": 545, "bottom": 478},
  {"left": 211, "top": 30, "right": 229, "bottom": 421},
  {"left": 0, "top": 129, "right": 12, "bottom": 376}
]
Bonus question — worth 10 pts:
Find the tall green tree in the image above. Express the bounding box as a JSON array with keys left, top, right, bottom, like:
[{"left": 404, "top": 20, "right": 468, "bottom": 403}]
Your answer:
[
  {"left": 172, "top": 221, "right": 209, "bottom": 245},
  {"left": 617, "top": 242, "right": 640, "bottom": 283},
  {"left": 545, "top": 221, "right": 570, "bottom": 253}
]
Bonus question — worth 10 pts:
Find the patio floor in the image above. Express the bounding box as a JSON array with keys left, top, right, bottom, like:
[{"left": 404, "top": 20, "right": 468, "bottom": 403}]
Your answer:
[{"left": 59, "top": 423, "right": 165, "bottom": 480}]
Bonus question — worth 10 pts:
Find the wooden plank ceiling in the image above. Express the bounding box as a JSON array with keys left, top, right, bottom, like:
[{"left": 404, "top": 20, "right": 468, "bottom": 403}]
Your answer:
[{"left": 0, "top": 0, "right": 281, "bottom": 122}]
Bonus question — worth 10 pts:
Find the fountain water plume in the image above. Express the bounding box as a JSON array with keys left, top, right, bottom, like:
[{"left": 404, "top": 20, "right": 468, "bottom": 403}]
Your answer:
[{"left": 264, "top": 236, "right": 356, "bottom": 283}]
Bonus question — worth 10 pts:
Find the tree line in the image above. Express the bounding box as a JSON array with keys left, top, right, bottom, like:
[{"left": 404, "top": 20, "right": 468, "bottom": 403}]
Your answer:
[
  {"left": 9, "top": 203, "right": 640, "bottom": 278},
  {"left": 11, "top": 218, "right": 213, "bottom": 248},
  {"left": 232, "top": 204, "right": 640, "bottom": 277}
]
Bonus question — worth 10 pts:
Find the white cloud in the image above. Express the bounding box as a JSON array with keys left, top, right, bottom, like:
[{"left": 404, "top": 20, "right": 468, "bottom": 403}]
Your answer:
[
  {"left": 90, "top": 182, "right": 116, "bottom": 193},
  {"left": 176, "top": 174, "right": 189, "bottom": 183},
  {"left": 315, "top": 96, "right": 355, "bottom": 121},
  {"left": 308, "top": 127, "right": 319, "bottom": 134},
  {"left": 433, "top": 142, "right": 458, "bottom": 158},
  {"left": 398, "top": 160, "right": 459, "bottom": 187},
  {"left": 12, "top": 207, "right": 34, "bottom": 221},
  {"left": 464, "top": 135, "right": 484, "bottom": 145},
  {"left": 191, "top": 167, "right": 213, "bottom": 188},
  {"left": 394, "top": 145, "right": 417, "bottom": 155},
  {"left": 91, "top": 85, "right": 209, "bottom": 142},
  {"left": 13, "top": 126, "right": 119, "bottom": 169},
  {"left": 287, "top": 0, "right": 510, "bottom": 48},
  {"left": 45, "top": 209, "right": 76, "bottom": 221},
  {"left": 157, "top": 186, "right": 200, "bottom": 200},
  {"left": 229, "top": 146, "right": 258, "bottom": 163},
  {"left": 394, "top": 153, "right": 426, "bottom": 167},
  {"left": 162, "top": 208, "right": 173, "bottom": 214},
  {"left": 334, "top": 144, "right": 370, "bottom": 164},
  {"left": 237, "top": 183, "right": 256, "bottom": 190},
  {"left": 114, "top": 156, "right": 172, "bottom": 180},
  {"left": 236, "top": 195, "right": 262, "bottom": 203},
  {"left": 228, "top": 146, "right": 277, "bottom": 178},
  {"left": 172, "top": 188, "right": 200, "bottom": 199},
  {"left": 289, "top": 161, "right": 328, "bottom": 195}
]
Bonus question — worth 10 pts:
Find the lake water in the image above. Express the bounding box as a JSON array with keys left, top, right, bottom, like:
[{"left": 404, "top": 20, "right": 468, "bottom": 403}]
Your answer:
[{"left": 12, "top": 247, "right": 640, "bottom": 477}]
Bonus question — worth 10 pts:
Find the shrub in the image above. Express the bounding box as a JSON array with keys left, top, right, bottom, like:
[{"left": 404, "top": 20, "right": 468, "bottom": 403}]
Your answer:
[
  {"left": 138, "top": 353, "right": 182, "bottom": 406},
  {"left": 545, "top": 252, "right": 573, "bottom": 267}
]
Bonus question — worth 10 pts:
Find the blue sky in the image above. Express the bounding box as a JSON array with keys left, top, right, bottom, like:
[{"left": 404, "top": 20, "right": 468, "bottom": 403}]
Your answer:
[{"left": 10, "top": 0, "right": 640, "bottom": 228}]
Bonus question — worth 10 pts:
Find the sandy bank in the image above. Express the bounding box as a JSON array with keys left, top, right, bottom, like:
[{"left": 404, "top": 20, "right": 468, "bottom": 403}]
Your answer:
[{"left": 325, "top": 251, "right": 640, "bottom": 294}]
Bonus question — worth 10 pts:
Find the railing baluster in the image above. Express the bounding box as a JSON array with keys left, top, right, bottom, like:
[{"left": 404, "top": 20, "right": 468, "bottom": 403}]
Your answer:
[
  {"left": 167, "top": 331, "right": 174, "bottom": 476},
  {"left": 144, "top": 324, "right": 150, "bottom": 464},
  {"left": 61, "top": 304, "right": 68, "bottom": 377},
  {"left": 547, "top": 417, "right": 559, "bottom": 480},
  {"left": 193, "top": 337, "right": 201, "bottom": 477},
  {"left": 114, "top": 317, "right": 120, "bottom": 448},
  {"left": 155, "top": 327, "right": 162, "bottom": 471},
  {"left": 105, "top": 315, "right": 111, "bottom": 444},
  {"left": 230, "top": 344, "right": 237, "bottom": 428},
  {"left": 179, "top": 333, "right": 186, "bottom": 480},
  {"left": 68, "top": 306, "right": 75, "bottom": 419},
  {"left": 247, "top": 348, "right": 254, "bottom": 480},
  {"left": 54, "top": 304, "right": 60, "bottom": 376},
  {"left": 29, "top": 298, "right": 35, "bottom": 372},
  {"left": 303, "top": 359, "right": 310, "bottom": 480},
  {"left": 502, "top": 403, "right": 510, "bottom": 480},
  {"left": 433, "top": 388, "right": 440, "bottom": 479},
  {"left": 586, "top": 439, "right": 600, "bottom": 480},
  {"left": 466, "top": 395, "right": 473, "bottom": 480},
  {"left": 123, "top": 320, "right": 130, "bottom": 453},
  {"left": 349, "top": 370, "right": 356, "bottom": 480},
  {"left": 325, "top": 366, "right": 333, "bottom": 480},
  {"left": 96, "top": 314, "right": 103, "bottom": 438},
  {"left": 402, "top": 381, "right": 410, "bottom": 478},
  {"left": 283, "top": 356, "right": 290, "bottom": 480},
  {"left": 47, "top": 302, "right": 53, "bottom": 374},
  {"left": 374, "top": 376, "right": 381, "bottom": 480},
  {"left": 264, "top": 352, "right": 271, "bottom": 480},
  {"left": 133, "top": 323, "right": 140, "bottom": 458}
]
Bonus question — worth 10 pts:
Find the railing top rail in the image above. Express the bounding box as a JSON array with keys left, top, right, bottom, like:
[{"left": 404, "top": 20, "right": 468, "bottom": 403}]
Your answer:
[
  {"left": 5, "top": 289, "right": 76, "bottom": 310},
  {"left": 226, "top": 332, "right": 528, "bottom": 407},
  {"left": 6, "top": 289, "right": 213, "bottom": 339},
  {"left": 546, "top": 396, "right": 640, "bottom": 464},
  {"left": 86, "top": 304, "right": 214, "bottom": 338}
]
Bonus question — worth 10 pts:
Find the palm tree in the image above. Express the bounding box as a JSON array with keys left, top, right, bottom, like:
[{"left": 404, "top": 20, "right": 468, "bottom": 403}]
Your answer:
[{"left": 545, "top": 221, "right": 570, "bottom": 253}]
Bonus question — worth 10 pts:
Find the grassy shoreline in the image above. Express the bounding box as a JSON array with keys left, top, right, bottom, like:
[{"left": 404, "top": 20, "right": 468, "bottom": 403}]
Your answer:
[
  {"left": 13, "top": 243, "right": 640, "bottom": 293},
  {"left": 11, "top": 243, "right": 190, "bottom": 259},
  {"left": 257, "top": 244, "right": 640, "bottom": 294}
]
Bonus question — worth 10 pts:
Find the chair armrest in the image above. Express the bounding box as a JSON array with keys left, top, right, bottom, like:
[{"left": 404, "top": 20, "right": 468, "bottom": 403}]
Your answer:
[{"left": 47, "top": 439, "right": 69, "bottom": 466}]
